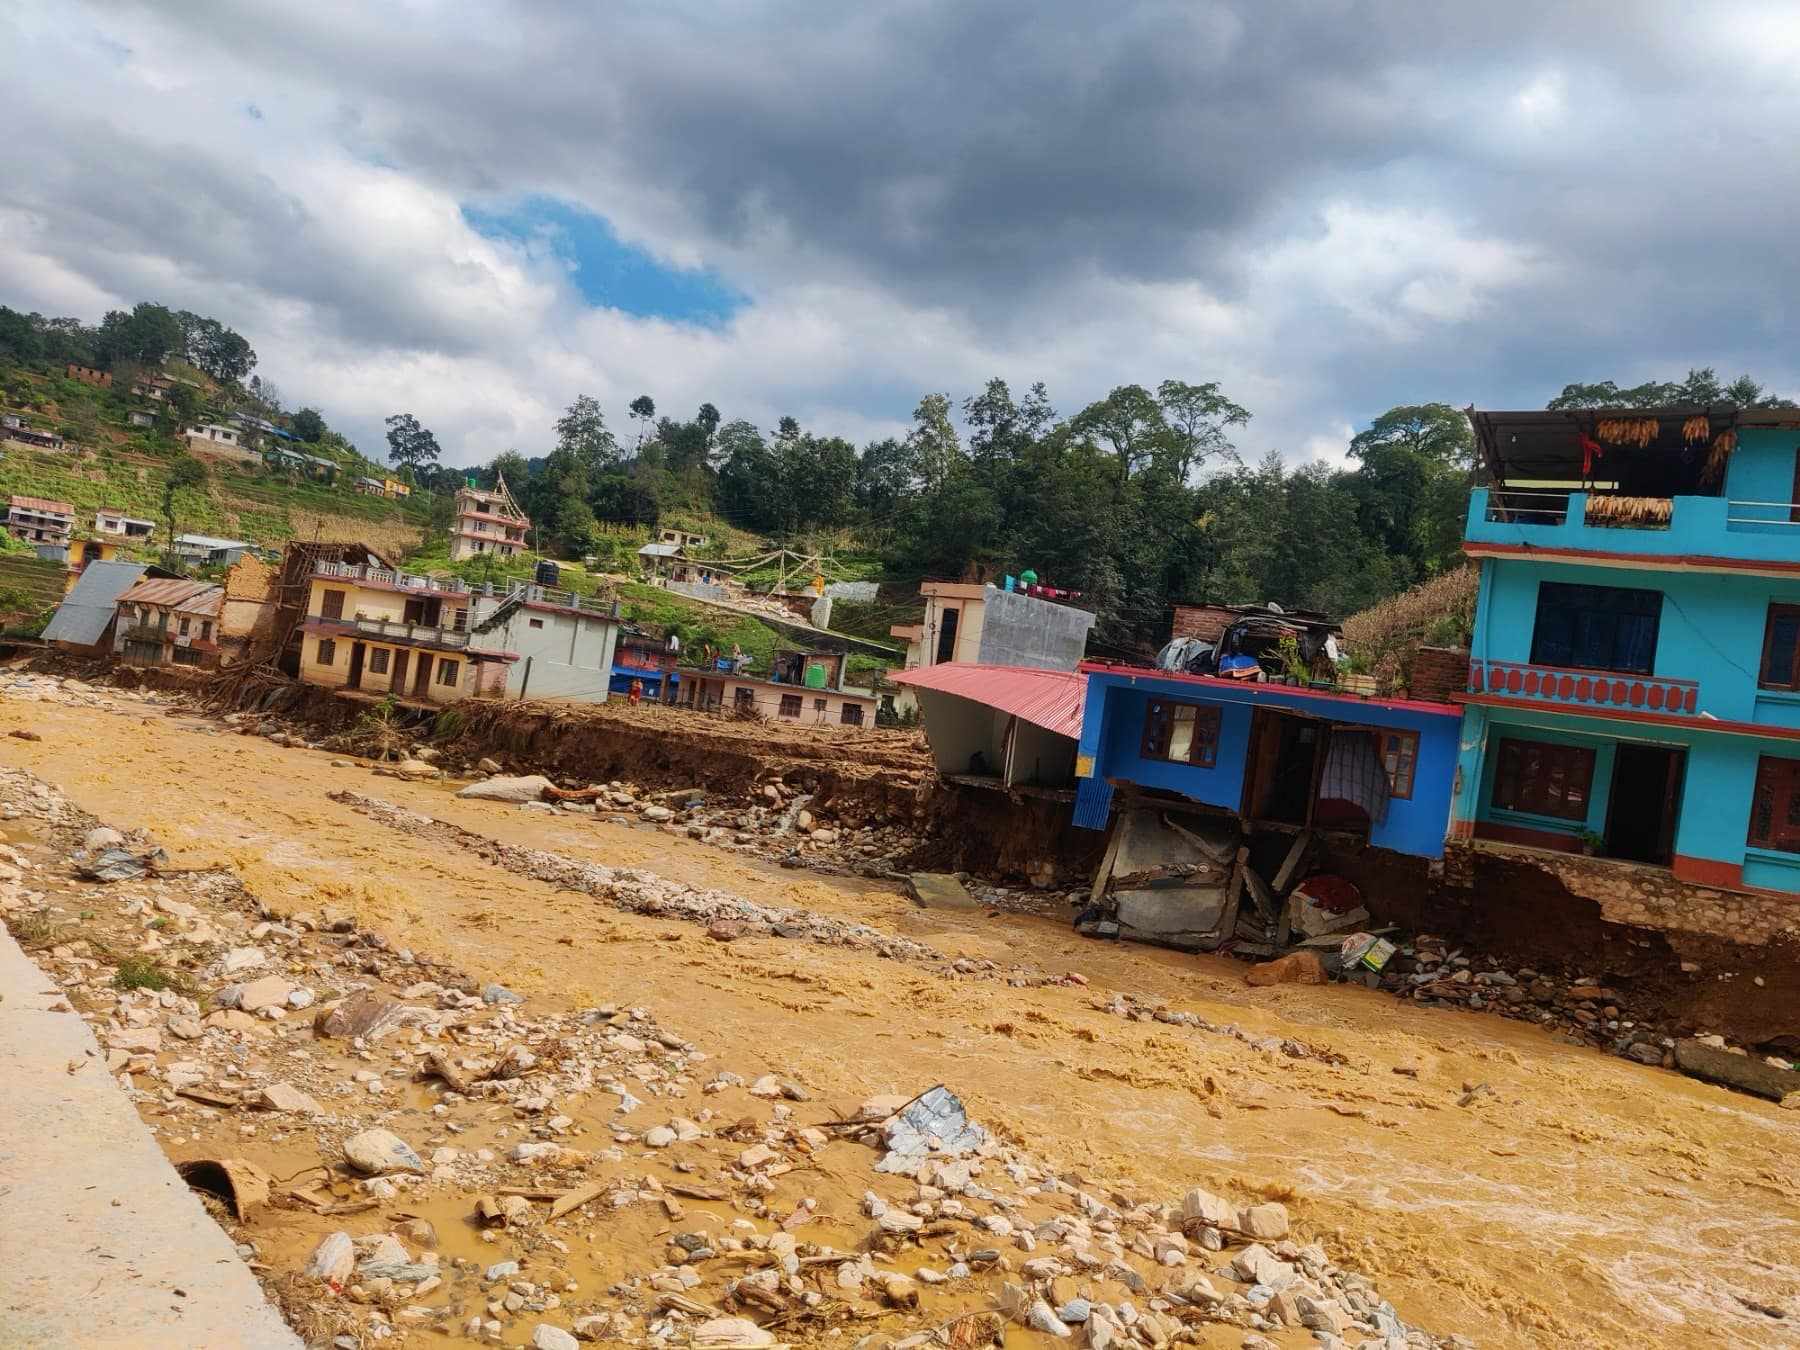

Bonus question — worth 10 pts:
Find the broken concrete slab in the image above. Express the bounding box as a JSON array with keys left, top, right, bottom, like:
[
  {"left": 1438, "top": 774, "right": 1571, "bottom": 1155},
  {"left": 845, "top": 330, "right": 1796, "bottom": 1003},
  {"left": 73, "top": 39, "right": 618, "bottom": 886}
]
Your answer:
[
  {"left": 905, "top": 873, "right": 979, "bottom": 910},
  {"left": 457, "top": 774, "right": 553, "bottom": 803},
  {"left": 1674, "top": 1039, "right": 1800, "bottom": 1102}
]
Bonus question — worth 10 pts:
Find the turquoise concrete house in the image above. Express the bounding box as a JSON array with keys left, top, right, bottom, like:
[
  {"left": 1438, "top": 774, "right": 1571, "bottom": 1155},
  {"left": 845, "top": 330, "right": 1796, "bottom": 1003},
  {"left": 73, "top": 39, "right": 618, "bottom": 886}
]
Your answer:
[{"left": 1455, "top": 406, "right": 1800, "bottom": 895}]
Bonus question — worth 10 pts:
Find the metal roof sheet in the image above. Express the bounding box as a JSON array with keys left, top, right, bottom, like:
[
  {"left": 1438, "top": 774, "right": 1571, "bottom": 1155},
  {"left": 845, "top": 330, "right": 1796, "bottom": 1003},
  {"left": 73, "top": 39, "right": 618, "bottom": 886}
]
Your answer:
[
  {"left": 892, "top": 663, "right": 1085, "bottom": 740},
  {"left": 117, "top": 578, "right": 221, "bottom": 609},
  {"left": 42, "top": 560, "right": 148, "bottom": 645},
  {"left": 174, "top": 534, "right": 250, "bottom": 550},
  {"left": 638, "top": 542, "right": 682, "bottom": 557}
]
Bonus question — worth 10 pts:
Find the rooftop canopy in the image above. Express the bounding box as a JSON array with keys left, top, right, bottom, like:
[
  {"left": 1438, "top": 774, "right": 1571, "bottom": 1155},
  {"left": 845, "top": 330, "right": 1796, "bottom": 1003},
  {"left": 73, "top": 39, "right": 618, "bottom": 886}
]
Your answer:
[{"left": 1471, "top": 405, "right": 1800, "bottom": 496}]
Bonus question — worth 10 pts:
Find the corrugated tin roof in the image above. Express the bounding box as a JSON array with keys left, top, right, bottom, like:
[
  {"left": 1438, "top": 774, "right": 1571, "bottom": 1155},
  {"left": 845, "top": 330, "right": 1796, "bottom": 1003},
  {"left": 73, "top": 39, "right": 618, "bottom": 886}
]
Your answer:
[
  {"left": 638, "top": 542, "right": 682, "bottom": 557},
  {"left": 174, "top": 534, "right": 250, "bottom": 550},
  {"left": 9, "top": 495, "right": 74, "bottom": 515},
  {"left": 893, "top": 663, "right": 1085, "bottom": 739},
  {"left": 42, "top": 560, "right": 149, "bottom": 645},
  {"left": 117, "top": 578, "right": 221, "bottom": 609}
]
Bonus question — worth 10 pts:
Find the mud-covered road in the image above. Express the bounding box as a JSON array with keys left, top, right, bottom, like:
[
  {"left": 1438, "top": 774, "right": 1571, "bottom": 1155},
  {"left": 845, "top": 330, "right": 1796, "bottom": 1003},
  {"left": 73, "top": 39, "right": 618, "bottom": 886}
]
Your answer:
[{"left": 4, "top": 690, "right": 1798, "bottom": 1348}]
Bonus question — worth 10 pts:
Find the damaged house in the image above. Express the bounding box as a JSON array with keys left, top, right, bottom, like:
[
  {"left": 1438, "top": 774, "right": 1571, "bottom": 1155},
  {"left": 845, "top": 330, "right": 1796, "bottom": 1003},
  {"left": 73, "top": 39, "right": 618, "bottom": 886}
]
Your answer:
[
  {"left": 1071, "top": 655, "right": 1462, "bottom": 951},
  {"left": 1452, "top": 405, "right": 1800, "bottom": 941}
]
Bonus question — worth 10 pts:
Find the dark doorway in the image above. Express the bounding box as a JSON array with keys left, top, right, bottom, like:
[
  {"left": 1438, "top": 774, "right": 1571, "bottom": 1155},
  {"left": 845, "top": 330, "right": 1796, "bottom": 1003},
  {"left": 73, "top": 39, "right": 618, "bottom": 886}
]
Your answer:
[
  {"left": 403, "top": 596, "right": 443, "bottom": 628},
  {"left": 413, "top": 654, "right": 433, "bottom": 698},
  {"left": 347, "top": 642, "right": 365, "bottom": 691},
  {"left": 935, "top": 606, "right": 959, "bottom": 664},
  {"left": 390, "top": 649, "right": 409, "bottom": 695},
  {"left": 1605, "top": 744, "right": 1685, "bottom": 864},
  {"left": 1242, "top": 710, "right": 1324, "bottom": 826}
]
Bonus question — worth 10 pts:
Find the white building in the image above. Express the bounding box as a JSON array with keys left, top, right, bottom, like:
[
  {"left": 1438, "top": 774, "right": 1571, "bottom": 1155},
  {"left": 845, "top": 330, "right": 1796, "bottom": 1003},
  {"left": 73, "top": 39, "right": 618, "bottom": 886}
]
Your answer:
[
  {"left": 95, "top": 509, "right": 156, "bottom": 541},
  {"left": 468, "top": 581, "right": 622, "bottom": 702}
]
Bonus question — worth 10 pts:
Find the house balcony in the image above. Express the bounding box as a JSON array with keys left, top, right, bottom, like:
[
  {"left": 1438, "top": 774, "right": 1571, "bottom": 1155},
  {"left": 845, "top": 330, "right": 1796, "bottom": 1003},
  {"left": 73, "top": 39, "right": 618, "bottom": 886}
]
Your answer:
[
  {"left": 316, "top": 615, "right": 472, "bottom": 651},
  {"left": 1466, "top": 659, "right": 1700, "bottom": 718},
  {"left": 313, "top": 560, "right": 469, "bottom": 595},
  {"left": 1465, "top": 488, "right": 1800, "bottom": 577}
]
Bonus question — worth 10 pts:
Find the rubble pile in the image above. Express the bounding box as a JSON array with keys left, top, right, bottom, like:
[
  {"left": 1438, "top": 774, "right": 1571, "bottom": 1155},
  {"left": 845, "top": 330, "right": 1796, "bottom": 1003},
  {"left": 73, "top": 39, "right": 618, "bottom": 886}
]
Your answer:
[{"left": 0, "top": 765, "right": 1474, "bottom": 1348}]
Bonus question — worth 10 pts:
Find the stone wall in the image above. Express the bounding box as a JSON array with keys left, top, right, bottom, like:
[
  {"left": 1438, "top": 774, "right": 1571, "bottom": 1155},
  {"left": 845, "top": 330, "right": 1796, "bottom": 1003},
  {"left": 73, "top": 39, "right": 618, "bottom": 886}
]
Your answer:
[{"left": 1454, "top": 842, "right": 1800, "bottom": 946}]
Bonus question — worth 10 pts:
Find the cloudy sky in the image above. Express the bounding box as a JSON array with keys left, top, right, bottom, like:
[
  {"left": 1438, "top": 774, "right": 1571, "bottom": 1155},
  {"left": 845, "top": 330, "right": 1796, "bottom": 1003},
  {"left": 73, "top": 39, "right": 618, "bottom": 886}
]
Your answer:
[{"left": 4, "top": 2, "right": 1798, "bottom": 470}]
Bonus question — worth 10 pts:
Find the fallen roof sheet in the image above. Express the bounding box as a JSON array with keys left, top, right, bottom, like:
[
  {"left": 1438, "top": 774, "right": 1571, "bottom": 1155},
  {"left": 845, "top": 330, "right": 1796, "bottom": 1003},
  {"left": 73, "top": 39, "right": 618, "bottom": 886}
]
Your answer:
[
  {"left": 117, "top": 578, "right": 221, "bottom": 609},
  {"left": 892, "top": 662, "right": 1084, "bottom": 739},
  {"left": 41, "top": 560, "right": 149, "bottom": 645}
]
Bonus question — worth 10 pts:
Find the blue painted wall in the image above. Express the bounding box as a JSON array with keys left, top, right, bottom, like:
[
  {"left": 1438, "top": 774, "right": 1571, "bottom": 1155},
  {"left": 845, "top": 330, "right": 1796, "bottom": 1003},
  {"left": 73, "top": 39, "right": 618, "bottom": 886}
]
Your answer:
[
  {"left": 1469, "top": 557, "right": 1800, "bottom": 725},
  {"left": 1076, "top": 670, "right": 1461, "bottom": 858},
  {"left": 1456, "top": 428, "right": 1800, "bottom": 891}
]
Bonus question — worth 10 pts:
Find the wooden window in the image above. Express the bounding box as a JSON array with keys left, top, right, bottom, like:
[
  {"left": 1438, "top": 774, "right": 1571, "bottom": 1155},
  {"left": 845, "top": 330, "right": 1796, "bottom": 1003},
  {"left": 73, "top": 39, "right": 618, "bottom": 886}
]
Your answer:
[
  {"left": 814, "top": 697, "right": 827, "bottom": 715},
  {"left": 178, "top": 616, "right": 190, "bottom": 635},
  {"left": 528, "top": 617, "right": 545, "bottom": 629},
  {"left": 1759, "top": 604, "right": 1800, "bottom": 690},
  {"left": 1377, "top": 729, "right": 1419, "bottom": 799},
  {"left": 778, "top": 693, "right": 802, "bottom": 718},
  {"left": 320, "top": 588, "right": 346, "bottom": 620},
  {"left": 368, "top": 648, "right": 390, "bottom": 675},
  {"left": 1141, "top": 699, "right": 1222, "bottom": 768},
  {"left": 315, "top": 638, "right": 336, "bottom": 666},
  {"left": 200, "top": 621, "right": 212, "bottom": 641},
  {"left": 734, "top": 687, "right": 756, "bottom": 710},
  {"left": 436, "top": 659, "right": 461, "bottom": 687},
  {"left": 1529, "top": 582, "right": 1660, "bottom": 674},
  {"left": 841, "top": 703, "right": 864, "bottom": 726},
  {"left": 1491, "top": 737, "right": 1595, "bottom": 820},
  {"left": 1748, "top": 755, "right": 1800, "bottom": 853}
]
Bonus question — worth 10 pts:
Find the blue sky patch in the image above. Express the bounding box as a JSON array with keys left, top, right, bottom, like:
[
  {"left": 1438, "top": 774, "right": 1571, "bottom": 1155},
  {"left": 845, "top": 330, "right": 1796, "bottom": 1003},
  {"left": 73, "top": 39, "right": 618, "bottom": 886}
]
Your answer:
[{"left": 463, "top": 196, "right": 744, "bottom": 324}]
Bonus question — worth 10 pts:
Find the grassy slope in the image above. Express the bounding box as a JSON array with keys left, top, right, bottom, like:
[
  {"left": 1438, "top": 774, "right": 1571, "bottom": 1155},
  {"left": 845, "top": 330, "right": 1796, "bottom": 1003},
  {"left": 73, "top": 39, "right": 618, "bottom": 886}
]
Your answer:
[{"left": 0, "top": 367, "right": 432, "bottom": 557}]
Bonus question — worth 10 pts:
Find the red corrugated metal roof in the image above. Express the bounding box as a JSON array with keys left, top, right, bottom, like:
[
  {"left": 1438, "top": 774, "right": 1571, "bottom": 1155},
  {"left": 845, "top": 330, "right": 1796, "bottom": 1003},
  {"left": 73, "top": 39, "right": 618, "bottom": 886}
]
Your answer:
[
  {"left": 117, "top": 578, "right": 221, "bottom": 610},
  {"left": 892, "top": 663, "right": 1084, "bottom": 739}
]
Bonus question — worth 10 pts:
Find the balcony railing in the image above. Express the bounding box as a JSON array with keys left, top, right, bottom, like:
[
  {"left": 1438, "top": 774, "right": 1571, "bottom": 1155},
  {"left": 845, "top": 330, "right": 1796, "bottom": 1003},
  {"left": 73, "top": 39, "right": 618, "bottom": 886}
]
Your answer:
[
  {"left": 1466, "top": 487, "right": 1800, "bottom": 568},
  {"left": 1468, "top": 659, "right": 1699, "bottom": 717},
  {"left": 343, "top": 616, "right": 471, "bottom": 650},
  {"left": 315, "top": 560, "right": 469, "bottom": 594},
  {"left": 503, "top": 581, "right": 621, "bottom": 618}
]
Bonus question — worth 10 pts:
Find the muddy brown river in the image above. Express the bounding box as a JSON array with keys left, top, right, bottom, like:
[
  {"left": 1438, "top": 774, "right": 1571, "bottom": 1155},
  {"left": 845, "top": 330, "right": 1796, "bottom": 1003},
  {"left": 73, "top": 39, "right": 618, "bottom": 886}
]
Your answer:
[{"left": 3, "top": 692, "right": 1797, "bottom": 1347}]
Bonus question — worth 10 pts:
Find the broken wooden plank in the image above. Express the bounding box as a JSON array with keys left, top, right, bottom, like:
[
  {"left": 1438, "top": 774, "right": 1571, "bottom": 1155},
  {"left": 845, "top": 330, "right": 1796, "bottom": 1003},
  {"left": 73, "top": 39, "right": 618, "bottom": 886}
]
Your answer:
[
  {"left": 1271, "top": 828, "right": 1312, "bottom": 894},
  {"left": 1242, "top": 866, "right": 1280, "bottom": 924},
  {"left": 1089, "top": 820, "right": 1125, "bottom": 905},
  {"left": 175, "top": 1086, "right": 240, "bottom": 1110},
  {"left": 548, "top": 1180, "right": 608, "bottom": 1221},
  {"left": 494, "top": 1186, "right": 562, "bottom": 1201},
  {"left": 667, "top": 1183, "right": 727, "bottom": 1201}
]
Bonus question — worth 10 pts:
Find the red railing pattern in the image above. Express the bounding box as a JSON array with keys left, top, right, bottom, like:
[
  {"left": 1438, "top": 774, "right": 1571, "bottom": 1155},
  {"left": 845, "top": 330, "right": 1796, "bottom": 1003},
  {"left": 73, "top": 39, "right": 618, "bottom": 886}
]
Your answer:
[{"left": 1468, "top": 660, "right": 1698, "bottom": 716}]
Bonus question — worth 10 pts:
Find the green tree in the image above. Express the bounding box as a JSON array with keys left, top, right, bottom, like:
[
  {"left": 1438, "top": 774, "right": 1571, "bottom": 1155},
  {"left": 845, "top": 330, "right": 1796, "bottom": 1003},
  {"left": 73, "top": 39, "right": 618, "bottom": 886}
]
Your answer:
[
  {"left": 96, "top": 303, "right": 184, "bottom": 369},
  {"left": 1548, "top": 368, "right": 1796, "bottom": 410},
  {"left": 290, "top": 407, "right": 327, "bottom": 442},
  {"left": 906, "top": 393, "right": 963, "bottom": 492},
  {"left": 628, "top": 394, "right": 656, "bottom": 451},
  {"left": 1344, "top": 403, "right": 1474, "bottom": 577},
  {"left": 1156, "top": 379, "right": 1249, "bottom": 479},
  {"left": 160, "top": 457, "right": 209, "bottom": 565},
  {"left": 384, "top": 413, "right": 441, "bottom": 472},
  {"left": 489, "top": 449, "right": 530, "bottom": 489},
  {"left": 1069, "top": 384, "right": 1172, "bottom": 478},
  {"left": 554, "top": 394, "right": 618, "bottom": 472}
]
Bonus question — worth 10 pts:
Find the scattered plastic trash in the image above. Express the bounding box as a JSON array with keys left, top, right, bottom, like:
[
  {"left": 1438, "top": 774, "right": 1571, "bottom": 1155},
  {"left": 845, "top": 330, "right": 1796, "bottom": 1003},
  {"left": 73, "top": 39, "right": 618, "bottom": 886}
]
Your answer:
[
  {"left": 73, "top": 846, "right": 167, "bottom": 882},
  {"left": 874, "top": 1085, "right": 988, "bottom": 1174},
  {"left": 1340, "top": 932, "right": 1396, "bottom": 972}
]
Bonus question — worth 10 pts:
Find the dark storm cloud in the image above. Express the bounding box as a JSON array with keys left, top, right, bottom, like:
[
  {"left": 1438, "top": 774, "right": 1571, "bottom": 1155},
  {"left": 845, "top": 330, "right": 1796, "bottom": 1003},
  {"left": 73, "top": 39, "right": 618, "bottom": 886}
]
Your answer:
[{"left": 6, "top": 0, "right": 1800, "bottom": 458}]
